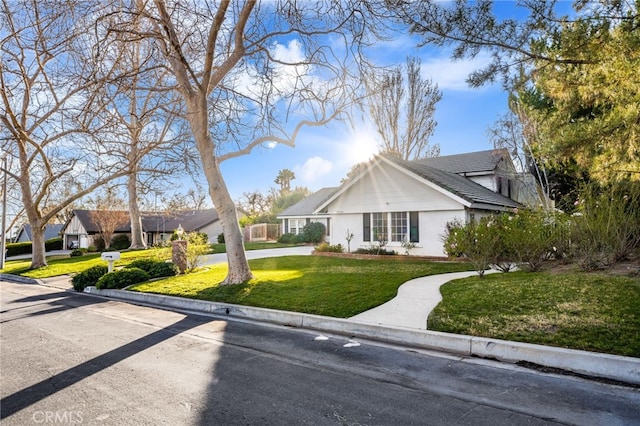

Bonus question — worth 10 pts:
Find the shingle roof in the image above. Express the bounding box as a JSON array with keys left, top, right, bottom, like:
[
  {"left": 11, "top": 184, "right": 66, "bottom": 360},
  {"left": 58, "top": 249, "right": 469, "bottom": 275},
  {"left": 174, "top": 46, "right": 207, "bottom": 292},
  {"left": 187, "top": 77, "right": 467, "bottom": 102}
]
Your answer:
[
  {"left": 17, "top": 223, "right": 64, "bottom": 241},
  {"left": 383, "top": 154, "right": 520, "bottom": 210},
  {"left": 414, "top": 148, "right": 509, "bottom": 174},
  {"left": 71, "top": 209, "right": 220, "bottom": 234},
  {"left": 141, "top": 209, "right": 220, "bottom": 233},
  {"left": 278, "top": 187, "right": 338, "bottom": 217}
]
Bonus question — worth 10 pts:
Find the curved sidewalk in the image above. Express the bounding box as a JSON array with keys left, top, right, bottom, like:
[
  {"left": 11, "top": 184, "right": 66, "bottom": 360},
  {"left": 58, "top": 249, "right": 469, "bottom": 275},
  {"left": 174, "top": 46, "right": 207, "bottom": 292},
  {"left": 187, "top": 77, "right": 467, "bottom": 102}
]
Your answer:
[{"left": 350, "top": 270, "right": 490, "bottom": 329}]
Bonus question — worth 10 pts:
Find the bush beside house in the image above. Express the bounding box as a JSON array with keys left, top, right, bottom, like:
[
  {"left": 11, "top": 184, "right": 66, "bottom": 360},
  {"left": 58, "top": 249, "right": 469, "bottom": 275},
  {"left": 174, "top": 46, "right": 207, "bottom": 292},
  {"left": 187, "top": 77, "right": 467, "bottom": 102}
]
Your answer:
[{"left": 442, "top": 183, "right": 640, "bottom": 276}]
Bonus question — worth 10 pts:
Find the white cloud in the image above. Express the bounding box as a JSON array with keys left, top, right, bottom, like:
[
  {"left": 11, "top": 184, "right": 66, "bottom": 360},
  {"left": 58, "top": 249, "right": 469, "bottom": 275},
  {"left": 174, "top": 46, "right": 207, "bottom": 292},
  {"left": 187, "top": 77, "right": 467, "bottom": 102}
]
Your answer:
[
  {"left": 295, "top": 156, "right": 333, "bottom": 184},
  {"left": 420, "top": 52, "right": 494, "bottom": 91}
]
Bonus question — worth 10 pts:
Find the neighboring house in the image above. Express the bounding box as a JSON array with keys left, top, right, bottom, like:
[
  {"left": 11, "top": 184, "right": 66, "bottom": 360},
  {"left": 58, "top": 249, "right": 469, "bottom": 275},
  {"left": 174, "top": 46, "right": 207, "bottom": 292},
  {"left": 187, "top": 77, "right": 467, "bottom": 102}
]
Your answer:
[
  {"left": 14, "top": 224, "right": 64, "bottom": 243},
  {"left": 278, "top": 149, "right": 542, "bottom": 257},
  {"left": 278, "top": 187, "right": 338, "bottom": 239},
  {"left": 61, "top": 209, "right": 232, "bottom": 249}
]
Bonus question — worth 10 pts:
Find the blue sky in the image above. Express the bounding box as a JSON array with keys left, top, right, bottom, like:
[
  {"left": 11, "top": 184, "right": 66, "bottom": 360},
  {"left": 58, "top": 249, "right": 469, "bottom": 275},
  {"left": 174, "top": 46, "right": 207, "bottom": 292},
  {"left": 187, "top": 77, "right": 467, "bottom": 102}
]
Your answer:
[
  {"left": 200, "top": 3, "right": 537, "bottom": 203},
  {"left": 217, "top": 46, "right": 507, "bottom": 202}
]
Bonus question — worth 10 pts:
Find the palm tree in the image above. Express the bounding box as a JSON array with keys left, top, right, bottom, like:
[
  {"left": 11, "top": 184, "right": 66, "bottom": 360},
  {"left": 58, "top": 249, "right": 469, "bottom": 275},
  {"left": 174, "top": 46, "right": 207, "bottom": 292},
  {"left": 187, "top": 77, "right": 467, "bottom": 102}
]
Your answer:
[{"left": 274, "top": 169, "right": 295, "bottom": 194}]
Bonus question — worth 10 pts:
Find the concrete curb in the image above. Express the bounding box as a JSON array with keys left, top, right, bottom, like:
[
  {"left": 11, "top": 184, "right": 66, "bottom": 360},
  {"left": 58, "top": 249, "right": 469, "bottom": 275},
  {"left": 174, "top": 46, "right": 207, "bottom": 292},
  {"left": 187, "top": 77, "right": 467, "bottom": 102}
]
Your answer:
[
  {"left": 83, "top": 286, "right": 640, "bottom": 386},
  {"left": 0, "top": 273, "right": 38, "bottom": 284}
]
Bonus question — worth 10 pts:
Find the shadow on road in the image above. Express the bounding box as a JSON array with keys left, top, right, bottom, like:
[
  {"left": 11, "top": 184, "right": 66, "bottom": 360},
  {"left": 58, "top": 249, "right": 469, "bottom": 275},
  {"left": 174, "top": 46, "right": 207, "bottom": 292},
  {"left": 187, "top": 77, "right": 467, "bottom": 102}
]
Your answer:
[{"left": 0, "top": 311, "right": 212, "bottom": 419}]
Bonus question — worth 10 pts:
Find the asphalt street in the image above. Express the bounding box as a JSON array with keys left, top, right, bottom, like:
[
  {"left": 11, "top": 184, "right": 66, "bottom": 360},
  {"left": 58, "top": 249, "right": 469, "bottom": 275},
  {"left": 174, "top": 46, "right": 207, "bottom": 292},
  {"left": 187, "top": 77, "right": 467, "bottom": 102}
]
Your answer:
[{"left": 1, "top": 280, "right": 639, "bottom": 425}]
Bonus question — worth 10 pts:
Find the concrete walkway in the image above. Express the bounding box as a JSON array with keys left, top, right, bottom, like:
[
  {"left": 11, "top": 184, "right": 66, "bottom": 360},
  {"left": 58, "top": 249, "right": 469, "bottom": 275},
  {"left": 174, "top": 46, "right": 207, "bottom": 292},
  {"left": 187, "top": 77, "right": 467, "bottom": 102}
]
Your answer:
[
  {"left": 350, "top": 270, "right": 491, "bottom": 329},
  {"left": 199, "top": 245, "right": 315, "bottom": 266}
]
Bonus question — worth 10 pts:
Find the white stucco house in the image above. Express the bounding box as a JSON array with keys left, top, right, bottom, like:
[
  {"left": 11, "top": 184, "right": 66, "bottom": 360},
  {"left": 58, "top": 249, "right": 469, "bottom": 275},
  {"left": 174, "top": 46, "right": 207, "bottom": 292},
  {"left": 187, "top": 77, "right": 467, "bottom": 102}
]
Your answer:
[
  {"left": 278, "top": 149, "right": 541, "bottom": 257},
  {"left": 62, "top": 209, "right": 227, "bottom": 249}
]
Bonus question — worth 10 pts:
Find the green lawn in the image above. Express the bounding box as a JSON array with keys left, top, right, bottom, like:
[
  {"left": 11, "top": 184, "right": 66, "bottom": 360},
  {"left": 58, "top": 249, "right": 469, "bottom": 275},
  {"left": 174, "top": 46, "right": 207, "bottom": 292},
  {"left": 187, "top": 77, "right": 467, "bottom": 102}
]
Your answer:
[
  {"left": 129, "top": 256, "right": 474, "bottom": 318},
  {"left": 1, "top": 249, "right": 164, "bottom": 278},
  {"left": 429, "top": 271, "right": 640, "bottom": 357}
]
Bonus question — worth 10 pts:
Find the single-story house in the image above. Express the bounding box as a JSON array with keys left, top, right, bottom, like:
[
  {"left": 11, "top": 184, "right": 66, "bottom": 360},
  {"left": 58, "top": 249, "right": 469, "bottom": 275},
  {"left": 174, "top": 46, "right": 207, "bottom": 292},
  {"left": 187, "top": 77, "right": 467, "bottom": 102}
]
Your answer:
[
  {"left": 61, "top": 208, "right": 230, "bottom": 249},
  {"left": 278, "top": 149, "right": 543, "bottom": 257},
  {"left": 278, "top": 187, "right": 338, "bottom": 239},
  {"left": 14, "top": 223, "right": 64, "bottom": 243}
]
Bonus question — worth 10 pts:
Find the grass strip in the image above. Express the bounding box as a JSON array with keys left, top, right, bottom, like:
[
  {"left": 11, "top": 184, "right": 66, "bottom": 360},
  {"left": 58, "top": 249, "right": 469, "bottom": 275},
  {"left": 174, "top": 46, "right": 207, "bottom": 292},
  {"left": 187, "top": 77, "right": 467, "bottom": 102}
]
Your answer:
[{"left": 429, "top": 271, "right": 640, "bottom": 357}]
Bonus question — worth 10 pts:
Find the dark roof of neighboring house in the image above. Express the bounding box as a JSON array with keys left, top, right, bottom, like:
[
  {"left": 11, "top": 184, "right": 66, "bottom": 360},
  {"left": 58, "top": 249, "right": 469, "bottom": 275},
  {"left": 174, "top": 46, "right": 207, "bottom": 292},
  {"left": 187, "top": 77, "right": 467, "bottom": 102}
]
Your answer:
[
  {"left": 278, "top": 187, "right": 339, "bottom": 217},
  {"left": 413, "top": 148, "right": 509, "bottom": 174},
  {"left": 383, "top": 154, "right": 520, "bottom": 209},
  {"left": 16, "top": 223, "right": 64, "bottom": 241},
  {"left": 140, "top": 209, "right": 220, "bottom": 233},
  {"left": 67, "top": 209, "right": 220, "bottom": 234}
]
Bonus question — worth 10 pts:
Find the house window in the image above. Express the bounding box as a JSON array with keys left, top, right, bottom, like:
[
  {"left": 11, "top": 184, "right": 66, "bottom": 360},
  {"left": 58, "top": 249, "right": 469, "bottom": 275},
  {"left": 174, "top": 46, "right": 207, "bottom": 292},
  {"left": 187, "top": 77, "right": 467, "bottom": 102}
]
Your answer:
[
  {"left": 371, "top": 212, "right": 387, "bottom": 242},
  {"left": 363, "top": 213, "right": 371, "bottom": 241},
  {"left": 290, "top": 219, "right": 306, "bottom": 235},
  {"left": 390, "top": 212, "right": 407, "bottom": 242},
  {"left": 363, "top": 212, "right": 419, "bottom": 244}
]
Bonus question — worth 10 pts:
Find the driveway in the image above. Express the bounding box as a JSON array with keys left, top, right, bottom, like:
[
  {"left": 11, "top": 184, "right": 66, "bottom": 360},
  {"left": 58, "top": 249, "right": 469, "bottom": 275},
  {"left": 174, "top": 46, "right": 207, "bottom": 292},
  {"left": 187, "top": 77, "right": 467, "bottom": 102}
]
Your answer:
[{"left": 199, "top": 245, "right": 315, "bottom": 266}]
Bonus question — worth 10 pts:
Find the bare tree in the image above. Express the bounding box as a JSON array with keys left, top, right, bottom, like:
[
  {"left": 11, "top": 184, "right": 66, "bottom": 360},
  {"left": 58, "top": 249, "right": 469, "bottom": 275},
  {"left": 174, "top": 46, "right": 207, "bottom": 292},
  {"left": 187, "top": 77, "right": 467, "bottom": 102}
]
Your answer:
[
  {"left": 240, "top": 190, "right": 269, "bottom": 217},
  {"left": 488, "top": 96, "right": 552, "bottom": 209},
  {"left": 88, "top": 189, "right": 129, "bottom": 249},
  {"left": 108, "top": 0, "right": 382, "bottom": 284},
  {"left": 0, "top": 1, "right": 130, "bottom": 268},
  {"left": 95, "top": 18, "right": 197, "bottom": 250},
  {"left": 163, "top": 188, "right": 209, "bottom": 213},
  {"left": 365, "top": 57, "right": 442, "bottom": 160}
]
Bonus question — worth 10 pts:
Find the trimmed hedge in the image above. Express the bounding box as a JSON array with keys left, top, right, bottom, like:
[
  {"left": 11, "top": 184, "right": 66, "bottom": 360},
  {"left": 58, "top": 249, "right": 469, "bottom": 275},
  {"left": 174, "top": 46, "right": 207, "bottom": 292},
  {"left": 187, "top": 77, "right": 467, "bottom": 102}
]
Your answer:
[
  {"left": 6, "top": 237, "right": 64, "bottom": 257},
  {"left": 6, "top": 241, "right": 32, "bottom": 257},
  {"left": 126, "top": 259, "right": 178, "bottom": 279},
  {"left": 71, "top": 265, "right": 108, "bottom": 292},
  {"left": 96, "top": 268, "right": 149, "bottom": 290}
]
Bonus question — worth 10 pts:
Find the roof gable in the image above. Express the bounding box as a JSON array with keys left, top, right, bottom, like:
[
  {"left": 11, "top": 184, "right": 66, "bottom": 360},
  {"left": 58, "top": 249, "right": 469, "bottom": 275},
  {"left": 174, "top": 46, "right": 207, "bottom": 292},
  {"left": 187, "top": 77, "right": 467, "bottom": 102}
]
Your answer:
[{"left": 384, "top": 154, "right": 520, "bottom": 209}]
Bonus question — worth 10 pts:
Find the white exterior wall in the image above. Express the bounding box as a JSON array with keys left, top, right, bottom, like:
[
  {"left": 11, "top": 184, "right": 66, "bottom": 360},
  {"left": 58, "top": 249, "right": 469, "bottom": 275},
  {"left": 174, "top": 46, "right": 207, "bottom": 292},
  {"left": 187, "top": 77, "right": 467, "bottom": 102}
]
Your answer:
[
  {"left": 62, "top": 216, "right": 89, "bottom": 249},
  {"left": 198, "top": 221, "right": 223, "bottom": 243},
  {"left": 468, "top": 175, "right": 495, "bottom": 191},
  {"left": 328, "top": 163, "right": 463, "bottom": 214},
  {"left": 328, "top": 210, "right": 466, "bottom": 257},
  {"left": 324, "top": 162, "right": 469, "bottom": 257}
]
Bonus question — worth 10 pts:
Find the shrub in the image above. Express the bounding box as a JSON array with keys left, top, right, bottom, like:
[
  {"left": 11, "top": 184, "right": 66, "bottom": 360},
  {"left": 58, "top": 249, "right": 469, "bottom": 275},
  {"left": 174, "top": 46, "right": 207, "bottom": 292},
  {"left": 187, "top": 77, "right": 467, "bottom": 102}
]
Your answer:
[
  {"left": 217, "top": 232, "right": 225, "bottom": 243},
  {"left": 278, "top": 233, "right": 299, "bottom": 244},
  {"left": 354, "top": 247, "right": 397, "bottom": 256},
  {"left": 502, "top": 209, "right": 559, "bottom": 272},
  {"left": 302, "top": 222, "right": 326, "bottom": 244},
  {"left": 148, "top": 261, "right": 179, "bottom": 278},
  {"left": 185, "top": 232, "right": 210, "bottom": 272},
  {"left": 110, "top": 234, "right": 131, "bottom": 250},
  {"left": 87, "top": 245, "right": 97, "bottom": 252},
  {"left": 69, "top": 249, "right": 83, "bottom": 257},
  {"left": 5, "top": 241, "right": 32, "bottom": 257},
  {"left": 571, "top": 181, "right": 640, "bottom": 270},
  {"left": 126, "top": 259, "right": 178, "bottom": 278},
  {"left": 45, "top": 237, "right": 63, "bottom": 251},
  {"left": 94, "top": 236, "right": 106, "bottom": 251},
  {"left": 441, "top": 217, "right": 498, "bottom": 277},
  {"left": 315, "top": 242, "right": 344, "bottom": 253},
  {"left": 71, "top": 265, "right": 108, "bottom": 292},
  {"left": 96, "top": 267, "right": 149, "bottom": 289}
]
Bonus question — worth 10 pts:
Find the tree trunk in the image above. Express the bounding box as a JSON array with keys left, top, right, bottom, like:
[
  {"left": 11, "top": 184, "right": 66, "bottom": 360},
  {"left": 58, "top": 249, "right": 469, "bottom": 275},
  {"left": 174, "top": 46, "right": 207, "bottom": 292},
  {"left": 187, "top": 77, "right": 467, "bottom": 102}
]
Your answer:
[
  {"left": 188, "top": 101, "right": 252, "bottom": 285},
  {"left": 206, "top": 159, "right": 252, "bottom": 285},
  {"left": 30, "top": 223, "right": 47, "bottom": 269},
  {"left": 128, "top": 173, "right": 146, "bottom": 249}
]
